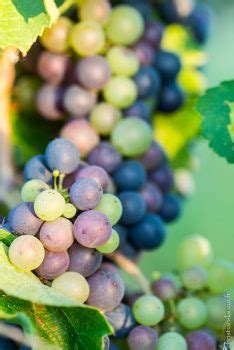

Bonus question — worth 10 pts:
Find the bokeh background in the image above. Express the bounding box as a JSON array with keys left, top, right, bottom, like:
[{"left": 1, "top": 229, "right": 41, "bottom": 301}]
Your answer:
[{"left": 139, "top": 0, "right": 234, "bottom": 278}]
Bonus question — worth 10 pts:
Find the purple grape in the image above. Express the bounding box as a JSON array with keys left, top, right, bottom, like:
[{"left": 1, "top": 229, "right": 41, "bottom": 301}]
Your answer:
[
  {"left": 88, "top": 142, "right": 122, "bottom": 173},
  {"left": 36, "top": 84, "right": 64, "bottom": 121},
  {"left": 45, "top": 138, "right": 80, "bottom": 174},
  {"left": 68, "top": 242, "right": 102, "bottom": 277},
  {"left": 141, "top": 182, "right": 163, "bottom": 212},
  {"left": 151, "top": 277, "right": 179, "bottom": 301},
  {"left": 8, "top": 202, "right": 43, "bottom": 235},
  {"left": 70, "top": 178, "right": 103, "bottom": 210},
  {"left": 127, "top": 325, "right": 158, "bottom": 350},
  {"left": 37, "top": 51, "right": 69, "bottom": 84},
  {"left": 149, "top": 164, "right": 174, "bottom": 193},
  {"left": 140, "top": 141, "right": 165, "bottom": 170},
  {"left": 87, "top": 268, "right": 125, "bottom": 311},
  {"left": 76, "top": 165, "right": 110, "bottom": 192},
  {"left": 186, "top": 331, "right": 216, "bottom": 350},
  {"left": 24, "top": 155, "right": 52, "bottom": 183},
  {"left": 105, "top": 303, "right": 136, "bottom": 339},
  {"left": 142, "top": 22, "right": 164, "bottom": 48},
  {"left": 132, "top": 40, "right": 156, "bottom": 66},
  {"left": 74, "top": 210, "right": 112, "bottom": 248},
  {"left": 75, "top": 56, "right": 111, "bottom": 89},
  {"left": 63, "top": 161, "right": 88, "bottom": 189},
  {"left": 35, "top": 250, "right": 69, "bottom": 280}
]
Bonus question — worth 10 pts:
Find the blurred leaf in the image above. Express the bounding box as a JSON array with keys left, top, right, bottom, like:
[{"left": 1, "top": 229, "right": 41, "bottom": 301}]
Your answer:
[
  {"left": 0, "top": 229, "right": 16, "bottom": 246},
  {"left": 196, "top": 81, "right": 234, "bottom": 163},
  {"left": 154, "top": 98, "right": 200, "bottom": 160},
  {"left": 0, "top": 0, "right": 59, "bottom": 55}
]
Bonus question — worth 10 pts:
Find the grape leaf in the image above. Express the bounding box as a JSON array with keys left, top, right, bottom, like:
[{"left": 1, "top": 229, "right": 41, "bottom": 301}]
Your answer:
[
  {"left": 154, "top": 98, "right": 200, "bottom": 160},
  {"left": 0, "top": 228, "right": 16, "bottom": 246},
  {"left": 196, "top": 81, "right": 234, "bottom": 163},
  {"left": 0, "top": 0, "right": 59, "bottom": 55}
]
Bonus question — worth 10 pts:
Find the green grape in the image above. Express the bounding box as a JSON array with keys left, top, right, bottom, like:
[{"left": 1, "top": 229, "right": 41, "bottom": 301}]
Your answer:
[
  {"left": 176, "top": 235, "right": 213, "bottom": 270},
  {"left": 90, "top": 102, "right": 122, "bottom": 136},
  {"left": 157, "top": 332, "right": 188, "bottom": 350},
  {"left": 106, "top": 46, "right": 140, "bottom": 77},
  {"left": 180, "top": 266, "right": 208, "bottom": 291},
  {"left": 103, "top": 76, "right": 137, "bottom": 109},
  {"left": 79, "top": 0, "right": 111, "bottom": 25},
  {"left": 95, "top": 193, "right": 122, "bottom": 225},
  {"left": 106, "top": 5, "right": 144, "bottom": 45},
  {"left": 21, "top": 179, "right": 50, "bottom": 202},
  {"left": 69, "top": 21, "right": 105, "bottom": 57},
  {"left": 9, "top": 235, "right": 45, "bottom": 271},
  {"left": 63, "top": 203, "right": 77, "bottom": 219},
  {"left": 111, "top": 118, "right": 153, "bottom": 157},
  {"left": 97, "top": 229, "right": 120, "bottom": 253},
  {"left": 40, "top": 16, "right": 73, "bottom": 53},
  {"left": 206, "top": 296, "right": 226, "bottom": 330},
  {"left": 177, "top": 297, "right": 207, "bottom": 330},
  {"left": 51, "top": 271, "right": 90, "bottom": 303},
  {"left": 207, "top": 259, "right": 234, "bottom": 294},
  {"left": 34, "top": 189, "right": 65, "bottom": 221},
  {"left": 133, "top": 295, "right": 165, "bottom": 326}
]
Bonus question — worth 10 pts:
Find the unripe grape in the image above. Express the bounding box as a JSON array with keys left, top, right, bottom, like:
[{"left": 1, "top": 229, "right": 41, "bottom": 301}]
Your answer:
[
  {"left": 133, "top": 295, "right": 165, "bottom": 326},
  {"left": 34, "top": 190, "right": 65, "bottom": 221},
  {"left": 21, "top": 180, "right": 49, "bottom": 202}
]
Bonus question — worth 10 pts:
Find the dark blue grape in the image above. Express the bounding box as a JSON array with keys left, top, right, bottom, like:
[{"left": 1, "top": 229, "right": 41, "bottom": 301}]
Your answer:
[
  {"left": 155, "top": 51, "right": 181, "bottom": 82},
  {"left": 159, "top": 194, "right": 181, "bottom": 223},
  {"left": 141, "top": 182, "right": 163, "bottom": 212},
  {"left": 156, "top": 0, "right": 186, "bottom": 23},
  {"left": 149, "top": 164, "right": 174, "bottom": 193},
  {"left": 45, "top": 138, "right": 80, "bottom": 174},
  {"left": 88, "top": 142, "right": 122, "bottom": 174},
  {"left": 113, "top": 161, "right": 146, "bottom": 191},
  {"left": 118, "top": 191, "right": 146, "bottom": 225},
  {"left": 0, "top": 336, "right": 18, "bottom": 350},
  {"left": 118, "top": 242, "right": 141, "bottom": 261},
  {"left": 187, "top": 4, "right": 212, "bottom": 44},
  {"left": 158, "top": 82, "right": 185, "bottom": 113},
  {"left": 105, "top": 303, "right": 136, "bottom": 339},
  {"left": 124, "top": 101, "right": 151, "bottom": 123},
  {"left": 140, "top": 141, "right": 166, "bottom": 171},
  {"left": 134, "top": 66, "right": 161, "bottom": 99},
  {"left": 129, "top": 213, "right": 166, "bottom": 250},
  {"left": 24, "top": 155, "right": 52, "bottom": 183}
]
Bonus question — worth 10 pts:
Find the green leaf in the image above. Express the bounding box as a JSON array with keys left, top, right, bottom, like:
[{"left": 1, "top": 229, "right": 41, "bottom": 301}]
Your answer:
[
  {"left": 196, "top": 81, "right": 234, "bottom": 163},
  {"left": 0, "top": 0, "right": 59, "bottom": 55},
  {"left": 0, "top": 228, "right": 16, "bottom": 246},
  {"left": 154, "top": 98, "right": 200, "bottom": 160}
]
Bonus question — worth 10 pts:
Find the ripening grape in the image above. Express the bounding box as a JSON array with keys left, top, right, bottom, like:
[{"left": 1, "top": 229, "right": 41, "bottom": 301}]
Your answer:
[
  {"left": 75, "top": 56, "right": 111, "bottom": 90},
  {"left": 97, "top": 229, "right": 120, "bottom": 254},
  {"left": 140, "top": 141, "right": 165, "bottom": 171},
  {"left": 106, "top": 5, "right": 144, "bottom": 45},
  {"left": 79, "top": 0, "right": 111, "bottom": 25},
  {"left": 103, "top": 76, "right": 137, "bottom": 109},
  {"left": 181, "top": 266, "right": 208, "bottom": 291},
  {"left": 21, "top": 179, "right": 50, "bottom": 202},
  {"left": 34, "top": 190, "right": 66, "bottom": 221},
  {"left": 8, "top": 202, "right": 43, "bottom": 235},
  {"left": 186, "top": 331, "right": 216, "bottom": 350},
  {"left": 45, "top": 138, "right": 80, "bottom": 174},
  {"left": 105, "top": 303, "right": 136, "bottom": 339},
  {"left": 127, "top": 325, "right": 158, "bottom": 350},
  {"left": 68, "top": 242, "right": 102, "bottom": 277},
  {"left": 87, "top": 268, "right": 125, "bottom": 311},
  {"left": 69, "top": 21, "right": 105, "bottom": 57},
  {"left": 207, "top": 259, "right": 234, "bottom": 294},
  {"left": 106, "top": 46, "right": 140, "bottom": 77},
  {"left": 39, "top": 217, "right": 74, "bottom": 252},
  {"left": 151, "top": 277, "right": 179, "bottom": 301},
  {"left": 140, "top": 182, "right": 163, "bottom": 212},
  {"left": 60, "top": 120, "right": 100, "bottom": 158},
  {"left": 176, "top": 235, "right": 213, "bottom": 270},
  {"left": 63, "top": 203, "right": 77, "bottom": 219},
  {"left": 150, "top": 164, "right": 174, "bottom": 194},
  {"left": 88, "top": 142, "right": 122, "bottom": 174},
  {"left": 36, "top": 84, "right": 64, "bottom": 121},
  {"left": 177, "top": 297, "right": 207, "bottom": 330},
  {"left": 206, "top": 296, "right": 227, "bottom": 330},
  {"left": 157, "top": 332, "right": 188, "bottom": 350},
  {"left": 24, "top": 155, "right": 52, "bottom": 183},
  {"left": 76, "top": 165, "right": 110, "bottom": 192},
  {"left": 40, "top": 16, "right": 73, "bottom": 53},
  {"left": 111, "top": 118, "right": 153, "bottom": 157},
  {"left": 52, "top": 271, "right": 90, "bottom": 303},
  {"left": 74, "top": 210, "right": 112, "bottom": 248},
  {"left": 133, "top": 295, "right": 165, "bottom": 326},
  {"left": 63, "top": 85, "right": 97, "bottom": 118},
  {"left": 9, "top": 235, "right": 45, "bottom": 271},
  {"left": 37, "top": 51, "right": 69, "bottom": 85},
  {"left": 70, "top": 178, "right": 103, "bottom": 210},
  {"left": 95, "top": 194, "right": 122, "bottom": 225},
  {"left": 90, "top": 102, "right": 122, "bottom": 136},
  {"left": 35, "top": 250, "right": 69, "bottom": 280},
  {"left": 132, "top": 39, "right": 155, "bottom": 66}
]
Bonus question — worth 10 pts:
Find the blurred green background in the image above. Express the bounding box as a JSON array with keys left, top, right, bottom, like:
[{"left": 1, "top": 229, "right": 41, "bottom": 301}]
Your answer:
[{"left": 140, "top": 0, "right": 234, "bottom": 277}]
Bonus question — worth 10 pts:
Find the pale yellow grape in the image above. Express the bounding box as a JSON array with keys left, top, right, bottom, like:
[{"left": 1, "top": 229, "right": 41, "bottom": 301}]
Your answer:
[
  {"left": 34, "top": 189, "right": 65, "bottom": 221},
  {"left": 51, "top": 271, "right": 90, "bottom": 303},
  {"left": 21, "top": 179, "right": 50, "bottom": 202},
  {"left": 79, "top": 0, "right": 111, "bottom": 25},
  {"left": 63, "top": 203, "right": 77, "bottom": 219},
  {"left": 9, "top": 235, "right": 45, "bottom": 271}
]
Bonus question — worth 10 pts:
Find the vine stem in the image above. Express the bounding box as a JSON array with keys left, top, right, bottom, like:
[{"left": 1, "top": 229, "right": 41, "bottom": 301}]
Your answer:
[
  {"left": 59, "top": 0, "right": 76, "bottom": 14},
  {"left": 108, "top": 252, "right": 151, "bottom": 295}
]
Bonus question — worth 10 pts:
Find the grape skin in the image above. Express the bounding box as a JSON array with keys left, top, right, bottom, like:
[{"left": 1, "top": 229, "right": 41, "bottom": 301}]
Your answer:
[
  {"left": 76, "top": 165, "right": 110, "bottom": 192},
  {"left": 63, "top": 85, "right": 97, "bottom": 118},
  {"left": 177, "top": 297, "right": 208, "bottom": 330},
  {"left": 35, "top": 250, "right": 69, "bottom": 280},
  {"left": 127, "top": 325, "right": 158, "bottom": 350},
  {"left": 70, "top": 178, "right": 103, "bottom": 210},
  {"left": 133, "top": 295, "right": 165, "bottom": 326},
  {"left": 34, "top": 190, "right": 66, "bottom": 222},
  {"left": 24, "top": 155, "right": 52, "bottom": 183},
  {"left": 36, "top": 84, "right": 64, "bottom": 121},
  {"left": 95, "top": 194, "right": 122, "bottom": 225},
  {"left": 21, "top": 179, "right": 49, "bottom": 203},
  {"left": 157, "top": 332, "right": 188, "bottom": 350},
  {"left": 97, "top": 229, "right": 120, "bottom": 254}
]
